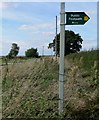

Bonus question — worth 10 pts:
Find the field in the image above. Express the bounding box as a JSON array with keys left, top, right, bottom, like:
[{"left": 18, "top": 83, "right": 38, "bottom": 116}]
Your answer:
[
  {"left": 1, "top": 50, "right": 99, "bottom": 119},
  {"left": 0, "top": 59, "right": 2, "bottom": 66}
]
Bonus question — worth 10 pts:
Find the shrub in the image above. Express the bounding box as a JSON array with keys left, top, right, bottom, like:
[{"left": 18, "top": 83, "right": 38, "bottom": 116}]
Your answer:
[{"left": 25, "top": 48, "right": 39, "bottom": 58}]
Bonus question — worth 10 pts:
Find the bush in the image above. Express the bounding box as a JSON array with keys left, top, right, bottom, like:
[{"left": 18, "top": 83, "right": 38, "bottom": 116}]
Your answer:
[{"left": 25, "top": 48, "right": 39, "bottom": 58}]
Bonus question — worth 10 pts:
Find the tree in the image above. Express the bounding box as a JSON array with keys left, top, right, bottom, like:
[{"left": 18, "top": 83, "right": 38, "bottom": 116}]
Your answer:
[
  {"left": 48, "top": 30, "right": 83, "bottom": 56},
  {"left": 25, "top": 48, "right": 38, "bottom": 58},
  {"left": 8, "top": 43, "right": 19, "bottom": 58}
]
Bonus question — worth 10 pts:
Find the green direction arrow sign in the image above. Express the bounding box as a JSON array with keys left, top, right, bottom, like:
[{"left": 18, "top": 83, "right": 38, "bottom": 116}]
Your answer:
[{"left": 66, "top": 12, "right": 90, "bottom": 25}]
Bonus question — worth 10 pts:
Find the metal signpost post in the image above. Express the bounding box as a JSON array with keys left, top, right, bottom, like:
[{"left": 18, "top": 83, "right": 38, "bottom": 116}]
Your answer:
[
  {"left": 59, "top": 2, "right": 65, "bottom": 114},
  {"left": 59, "top": 2, "right": 90, "bottom": 114}
]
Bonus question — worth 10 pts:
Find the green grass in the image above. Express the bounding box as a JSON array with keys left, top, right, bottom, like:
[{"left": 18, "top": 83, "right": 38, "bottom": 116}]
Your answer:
[
  {"left": 2, "top": 50, "right": 99, "bottom": 119},
  {"left": 66, "top": 50, "right": 99, "bottom": 71},
  {"left": 0, "top": 58, "right": 2, "bottom": 65},
  {"left": 1, "top": 57, "right": 38, "bottom": 66}
]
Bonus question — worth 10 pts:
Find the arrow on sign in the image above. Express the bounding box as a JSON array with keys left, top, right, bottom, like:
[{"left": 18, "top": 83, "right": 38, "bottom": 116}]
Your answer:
[{"left": 66, "top": 12, "right": 90, "bottom": 25}]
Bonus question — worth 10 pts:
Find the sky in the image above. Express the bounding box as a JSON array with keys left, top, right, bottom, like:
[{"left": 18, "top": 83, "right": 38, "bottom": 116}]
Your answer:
[{"left": 1, "top": 1, "right": 97, "bottom": 56}]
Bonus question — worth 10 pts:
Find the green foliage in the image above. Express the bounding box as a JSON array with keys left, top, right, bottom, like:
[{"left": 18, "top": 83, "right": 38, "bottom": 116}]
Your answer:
[
  {"left": 2, "top": 50, "right": 99, "bottom": 119},
  {"left": 48, "top": 30, "right": 83, "bottom": 56},
  {"left": 2, "top": 57, "right": 59, "bottom": 118},
  {"left": 2, "top": 78, "right": 13, "bottom": 92},
  {"left": 66, "top": 49, "right": 99, "bottom": 71},
  {"left": 25, "top": 48, "right": 38, "bottom": 58},
  {"left": 8, "top": 43, "right": 19, "bottom": 58}
]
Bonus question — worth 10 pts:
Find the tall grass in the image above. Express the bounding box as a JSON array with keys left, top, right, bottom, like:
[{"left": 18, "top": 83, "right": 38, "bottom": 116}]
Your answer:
[
  {"left": 2, "top": 51, "right": 99, "bottom": 119},
  {"left": 66, "top": 49, "right": 99, "bottom": 71}
]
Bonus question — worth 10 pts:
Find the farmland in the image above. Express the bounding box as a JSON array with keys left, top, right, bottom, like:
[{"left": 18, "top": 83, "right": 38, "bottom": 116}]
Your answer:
[{"left": 1, "top": 50, "right": 99, "bottom": 119}]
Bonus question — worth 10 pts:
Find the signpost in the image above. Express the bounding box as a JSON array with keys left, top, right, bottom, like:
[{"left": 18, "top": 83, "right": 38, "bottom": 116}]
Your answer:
[
  {"left": 66, "top": 12, "right": 90, "bottom": 25},
  {"left": 59, "top": 2, "right": 65, "bottom": 114},
  {"left": 59, "top": 3, "right": 90, "bottom": 114}
]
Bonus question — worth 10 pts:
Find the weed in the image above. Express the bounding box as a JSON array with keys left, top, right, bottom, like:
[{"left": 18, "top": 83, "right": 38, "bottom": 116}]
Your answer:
[{"left": 2, "top": 50, "right": 99, "bottom": 119}]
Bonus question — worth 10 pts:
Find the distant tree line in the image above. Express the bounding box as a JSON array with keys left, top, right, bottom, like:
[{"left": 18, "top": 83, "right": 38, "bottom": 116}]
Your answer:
[
  {"left": 7, "top": 43, "right": 39, "bottom": 58},
  {"left": 7, "top": 30, "right": 83, "bottom": 58}
]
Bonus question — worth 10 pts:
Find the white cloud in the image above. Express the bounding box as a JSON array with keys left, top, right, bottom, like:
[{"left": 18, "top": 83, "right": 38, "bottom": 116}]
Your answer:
[
  {"left": 85, "top": 10, "right": 97, "bottom": 17},
  {"left": 0, "top": 2, "right": 4, "bottom": 9},
  {"left": 0, "top": 2, "right": 18, "bottom": 9},
  {"left": 86, "top": 10, "right": 97, "bottom": 15},
  {"left": 0, "top": 2, "right": 8, "bottom": 9},
  {"left": 1, "top": 8, "right": 41, "bottom": 23},
  {"left": 1, "top": 38, "right": 33, "bottom": 56},
  {"left": 19, "top": 21, "right": 55, "bottom": 31},
  {"left": 19, "top": 24, "right": 33, "bottom": 30},
  {"left": 1, "top": 36, "right": 52, "bottom": 56},
  {"left": 42, "top": 32, "right": 55, "bottom": 37},
  {"left": 1, "top": 1, "right": 97, "bottom": 56},
  {"left": 82, "top": 39, "right": 97, "bottom": 50}
]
